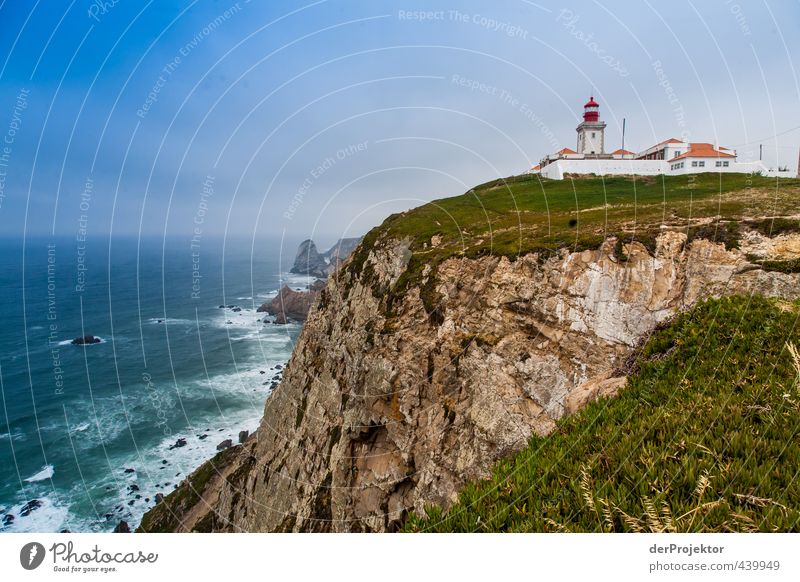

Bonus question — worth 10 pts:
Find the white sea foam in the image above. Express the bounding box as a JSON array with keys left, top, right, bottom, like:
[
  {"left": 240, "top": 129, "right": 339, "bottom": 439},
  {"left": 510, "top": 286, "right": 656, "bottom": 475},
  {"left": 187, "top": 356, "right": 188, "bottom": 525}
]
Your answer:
[
  {"left": 24, "top": 465, "right": 54, "bottom": 483},
  {"left": 283, "top": 273, "right": 317, "bottom": 288},
  {"left": 1, "top": 496, "right": 70, "bottom": 533}
]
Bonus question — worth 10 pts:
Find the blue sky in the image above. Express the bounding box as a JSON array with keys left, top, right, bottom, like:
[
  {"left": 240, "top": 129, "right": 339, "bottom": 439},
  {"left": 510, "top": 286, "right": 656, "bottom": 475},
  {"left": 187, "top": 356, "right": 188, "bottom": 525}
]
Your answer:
[{"left": 0, "top": 0, "right": 798, "bottom": 246}]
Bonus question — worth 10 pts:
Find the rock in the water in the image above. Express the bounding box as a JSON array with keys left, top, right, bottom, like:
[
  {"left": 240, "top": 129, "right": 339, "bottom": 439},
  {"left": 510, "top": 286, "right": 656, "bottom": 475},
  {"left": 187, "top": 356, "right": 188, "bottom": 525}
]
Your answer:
[
  {"left": 20, "top": 499, "right": 42, "bottom": 517},
  {"left": 238, "top": 430, "right": 249, "bottom": 444},
  {"left": 123, "top": 468, "right": 135, "bottom": 474},
  {"left": 113, "top": 520, "right": 130, "bottom": 533},
  {"left": 257, "top": 285, "right": 319, "bottom": 322},
  {"left": 290, "top": 239, "right": 328, "bottom": 277},
  {"left": 169, "top": 438, "right": 187, "bottom": 450},
  {"left": 155, "top": 493, "right": 164, "bottom": 504},
  {"left": 216, "top": 439, "right": 232, "bottom": 451},
  {"left": 2, "top": 514, "right": 14, "bottom": 526},
  {"left": 71, "top": 335, "right": 101, "bottom": 345}
]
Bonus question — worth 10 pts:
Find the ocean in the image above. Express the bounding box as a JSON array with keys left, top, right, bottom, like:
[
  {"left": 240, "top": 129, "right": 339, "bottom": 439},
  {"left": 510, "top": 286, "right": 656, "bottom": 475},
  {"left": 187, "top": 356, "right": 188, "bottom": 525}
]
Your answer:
[{"left": 0, "top": 236, "right": 306, "bottom": 533}]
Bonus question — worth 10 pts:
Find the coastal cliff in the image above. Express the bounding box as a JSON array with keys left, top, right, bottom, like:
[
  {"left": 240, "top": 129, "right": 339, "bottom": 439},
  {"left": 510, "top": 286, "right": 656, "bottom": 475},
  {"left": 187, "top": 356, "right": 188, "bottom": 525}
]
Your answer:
[{"left": 139, "top": 174, "right": 800, "bottom": 532}]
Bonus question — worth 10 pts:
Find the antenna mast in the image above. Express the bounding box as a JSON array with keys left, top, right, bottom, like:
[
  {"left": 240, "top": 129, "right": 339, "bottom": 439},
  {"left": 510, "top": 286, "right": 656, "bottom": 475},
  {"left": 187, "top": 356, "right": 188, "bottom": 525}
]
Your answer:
[{"left": 622, "top": 118, "right": 626, "bottom": 151}]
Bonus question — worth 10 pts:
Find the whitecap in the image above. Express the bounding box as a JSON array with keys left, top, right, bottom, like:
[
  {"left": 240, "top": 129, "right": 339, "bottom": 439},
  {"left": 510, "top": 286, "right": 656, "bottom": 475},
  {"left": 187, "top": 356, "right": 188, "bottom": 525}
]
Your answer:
[
  {"left": 69, "top": 422, "right": 91, "bottom": 434},
  {"left": 0, "top": 428, "right": 26, "bottom": 442},
  {"left": 24, "top": 465, "right": 54, "bottom": 483}
]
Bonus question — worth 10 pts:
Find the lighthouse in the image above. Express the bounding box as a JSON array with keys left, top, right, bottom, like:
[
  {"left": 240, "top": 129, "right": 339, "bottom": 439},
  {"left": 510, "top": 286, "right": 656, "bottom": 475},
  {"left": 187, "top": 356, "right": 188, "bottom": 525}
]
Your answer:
[{"left": 576, "top": 96, "right": 606, "bottom": 155}]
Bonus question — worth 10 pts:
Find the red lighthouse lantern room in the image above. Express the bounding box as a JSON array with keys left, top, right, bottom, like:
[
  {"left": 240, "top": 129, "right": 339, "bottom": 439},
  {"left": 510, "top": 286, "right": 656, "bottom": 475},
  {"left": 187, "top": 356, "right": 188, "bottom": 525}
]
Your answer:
[{"left": 583, "top": 96, "right": 599, "bottom": 122}]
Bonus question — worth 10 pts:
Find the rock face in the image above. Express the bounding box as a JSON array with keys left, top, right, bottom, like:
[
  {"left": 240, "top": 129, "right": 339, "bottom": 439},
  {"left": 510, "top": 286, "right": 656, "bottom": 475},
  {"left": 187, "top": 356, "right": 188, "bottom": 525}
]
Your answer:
[
  {"left": 290, "top": 239, "right": 328, "bottom": 278},
  {"left": 141, "top": 230, "right": 800, "bottom": 533},
  {"left": 257, "top": 286, "right": 318, "bottom": 322}
]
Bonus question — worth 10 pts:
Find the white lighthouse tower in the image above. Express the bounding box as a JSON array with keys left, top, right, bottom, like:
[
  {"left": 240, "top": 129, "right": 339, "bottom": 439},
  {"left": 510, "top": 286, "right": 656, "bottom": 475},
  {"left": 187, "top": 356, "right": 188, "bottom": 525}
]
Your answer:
[{"left": 576, "top": 96, "right": 606, "bottom": 155}]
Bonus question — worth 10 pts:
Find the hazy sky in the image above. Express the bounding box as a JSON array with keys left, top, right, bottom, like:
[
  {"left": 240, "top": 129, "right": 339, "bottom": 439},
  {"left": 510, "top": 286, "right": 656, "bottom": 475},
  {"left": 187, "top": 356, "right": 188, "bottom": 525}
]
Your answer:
[{"left": 0, "top": 0, "right": 798, "bottom": 247}]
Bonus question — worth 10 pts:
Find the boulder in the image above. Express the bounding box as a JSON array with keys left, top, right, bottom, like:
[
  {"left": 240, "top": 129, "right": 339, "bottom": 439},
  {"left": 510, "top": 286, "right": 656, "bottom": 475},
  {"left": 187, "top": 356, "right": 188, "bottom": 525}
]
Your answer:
[
  {"left": 71, "top": 335, "right": 101, "bottom": 345},
  {"left": 216, "top": 439, "right": 232, "bottom": 451},
  {"left": 20, "top": 499, "right": 42, "bottom": 517},
  {"left": 113, "top": 520, "right": 130, "bottom": 533},
  {"left": 169, "top": 438, "right": 187, "bottom": 450},
  {"left": 238, "top": 430, "right": 249, "bottom": 444}
]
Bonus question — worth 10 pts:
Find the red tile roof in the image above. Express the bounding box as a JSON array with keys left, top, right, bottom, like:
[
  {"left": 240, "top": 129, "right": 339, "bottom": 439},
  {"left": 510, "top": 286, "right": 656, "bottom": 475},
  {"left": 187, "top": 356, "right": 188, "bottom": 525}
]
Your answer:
[
  {"left": 557, "top": 147, "right": 578, "bottom": 155},
  {"left": 671, "top": 143, "right": 735, "bottom": 161},
  {"left": 612, "top": 149, "right": 635, "bottom": 155},
  {"left": 531, "top": 164, "right": 541, "bottom": 171}
]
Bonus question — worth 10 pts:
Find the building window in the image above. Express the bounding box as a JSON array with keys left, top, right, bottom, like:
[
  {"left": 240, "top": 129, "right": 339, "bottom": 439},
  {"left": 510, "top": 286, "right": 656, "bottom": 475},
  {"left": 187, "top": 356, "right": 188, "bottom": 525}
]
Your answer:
[
  {"left": 723, "top": 161, "right": 729, "bottom": 167},
  {"left": 591, "top": 132, "right": 596, "bottom": 138},
  {"left": 716, "top": 161, "right": 722, "bottom": 167},
  {"left": 675, "top": 151, "right": 681, "bottom": 156},
  {"left": 692, "top": 161, "right": 698, "bottom": 167},
  {"left": 698, "top": 161, "right": 705, "bottom": 167}
]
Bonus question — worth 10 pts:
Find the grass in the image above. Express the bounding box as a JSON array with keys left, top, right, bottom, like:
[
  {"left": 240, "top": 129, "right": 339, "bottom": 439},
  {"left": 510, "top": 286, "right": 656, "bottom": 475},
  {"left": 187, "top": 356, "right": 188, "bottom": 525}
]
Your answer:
[
  {"left": 404, "top": 295, "right": 800, "bottom": 532},
  {"left": 345, "top": 173, "right": 800, "bottom": 307}
]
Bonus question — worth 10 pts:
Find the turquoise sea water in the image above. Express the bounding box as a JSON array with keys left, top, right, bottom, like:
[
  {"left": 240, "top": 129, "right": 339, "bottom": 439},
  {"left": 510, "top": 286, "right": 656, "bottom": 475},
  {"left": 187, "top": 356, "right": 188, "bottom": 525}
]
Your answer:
[{"left": 0, "top": 236, "right": 304, "bottom": 532}]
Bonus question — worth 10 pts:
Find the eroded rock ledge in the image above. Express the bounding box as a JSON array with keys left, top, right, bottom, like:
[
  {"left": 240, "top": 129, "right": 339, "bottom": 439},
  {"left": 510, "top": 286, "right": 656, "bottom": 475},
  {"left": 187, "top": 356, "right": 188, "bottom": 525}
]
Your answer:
[{"left": 139, "top": 230, "right": 800, "bottom": 533}]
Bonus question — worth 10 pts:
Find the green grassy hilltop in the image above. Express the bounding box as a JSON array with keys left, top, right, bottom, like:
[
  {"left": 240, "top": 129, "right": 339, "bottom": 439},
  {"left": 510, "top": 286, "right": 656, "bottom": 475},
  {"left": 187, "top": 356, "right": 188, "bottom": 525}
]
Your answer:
[
  {"left": 347, "top": 173, "right": 800, "bottom": 308},
  {"left": 378, "top": 172, "right": 800, "bottom": 254},
  {"left": 405, "top": 295, "right": 800, "bottom": 532}
]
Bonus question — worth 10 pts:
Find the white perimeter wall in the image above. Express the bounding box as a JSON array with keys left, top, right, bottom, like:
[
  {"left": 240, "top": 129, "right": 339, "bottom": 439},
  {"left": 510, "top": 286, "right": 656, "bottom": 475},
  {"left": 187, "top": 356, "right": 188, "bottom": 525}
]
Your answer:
[
  {"left": 539, "top": 159, "right": 667, "bottom": 179},
  {"left": 539, "top": 159, "right": 796, "bottom": 180}
]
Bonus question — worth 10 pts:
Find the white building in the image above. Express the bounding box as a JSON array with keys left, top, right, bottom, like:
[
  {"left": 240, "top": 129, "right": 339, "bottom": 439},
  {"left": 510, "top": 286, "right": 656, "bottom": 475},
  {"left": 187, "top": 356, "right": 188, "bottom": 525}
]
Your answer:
[{"left": 530, "top": 97, "right": 796, "bottom": 180}]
